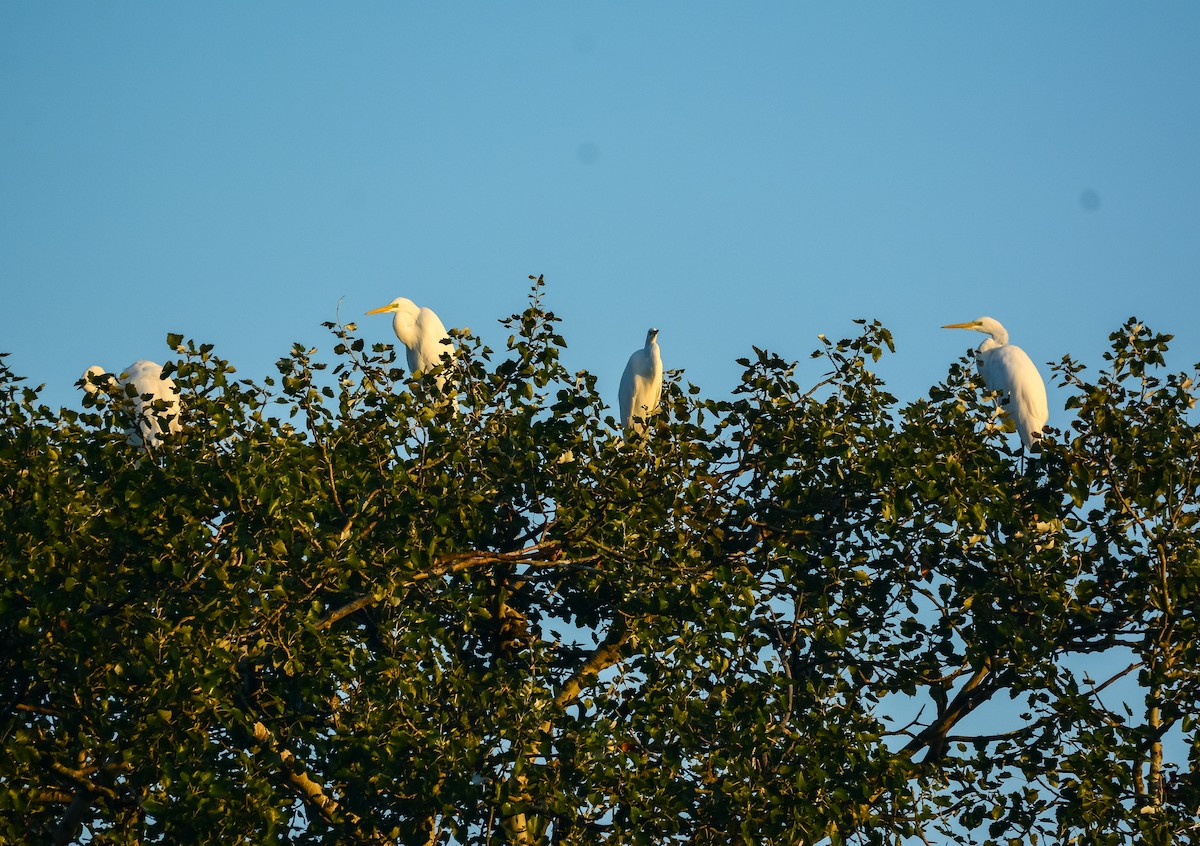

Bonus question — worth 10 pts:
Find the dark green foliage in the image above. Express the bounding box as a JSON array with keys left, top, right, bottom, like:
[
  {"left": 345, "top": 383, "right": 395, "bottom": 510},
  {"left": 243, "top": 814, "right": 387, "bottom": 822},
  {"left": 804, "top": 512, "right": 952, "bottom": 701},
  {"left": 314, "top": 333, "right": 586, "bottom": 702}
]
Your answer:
[{"left": 2, "top": 283, "right": 1198, "bottom": 844}]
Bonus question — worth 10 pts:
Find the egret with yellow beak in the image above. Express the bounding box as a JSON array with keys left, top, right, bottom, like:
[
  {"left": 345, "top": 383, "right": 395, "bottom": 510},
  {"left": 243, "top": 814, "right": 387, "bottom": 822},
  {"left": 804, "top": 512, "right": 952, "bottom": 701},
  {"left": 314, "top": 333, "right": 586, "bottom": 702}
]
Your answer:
[
  {"left": 943, "top": 316, "right": 1048, "bottom": 450},
  {"left": 365, "top": 297, "right": 453, "bottom": 384}
]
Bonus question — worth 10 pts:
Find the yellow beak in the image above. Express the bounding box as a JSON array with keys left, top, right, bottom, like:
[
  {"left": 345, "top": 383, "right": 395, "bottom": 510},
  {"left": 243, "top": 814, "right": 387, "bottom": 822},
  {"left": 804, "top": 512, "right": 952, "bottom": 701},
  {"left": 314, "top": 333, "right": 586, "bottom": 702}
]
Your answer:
[
  {"left": 942, "top": 322, "right": 976, "bottom": 330},
  {"left": 365, "top": 304, "right": 394, "bottom": 316}
]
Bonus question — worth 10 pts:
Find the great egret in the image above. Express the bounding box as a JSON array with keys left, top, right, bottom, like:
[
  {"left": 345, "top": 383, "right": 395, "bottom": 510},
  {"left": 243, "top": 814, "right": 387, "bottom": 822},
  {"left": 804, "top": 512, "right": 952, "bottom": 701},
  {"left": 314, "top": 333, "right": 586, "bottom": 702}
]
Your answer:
[
  {"left": 943, "top": 317, "right": 1048, "bottom": 449},
  {"left": 619, "top": 328, "right": 663, "bottom": 432},
  {"left": 81, "top": 360, "right": 181, "bottom": 447},
  {"left": 365, "top": 297, "right": 453, "bottom": 385}
]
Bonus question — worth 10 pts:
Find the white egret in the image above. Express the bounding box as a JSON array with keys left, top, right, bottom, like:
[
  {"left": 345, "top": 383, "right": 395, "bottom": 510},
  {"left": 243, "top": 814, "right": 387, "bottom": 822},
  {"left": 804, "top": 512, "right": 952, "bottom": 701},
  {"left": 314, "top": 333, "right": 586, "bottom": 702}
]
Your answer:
[
  {"left": 619, "top": 328, "right": 663, "bottom": 433},
  {"left": 365, "top": 297, "right": 453, "bottom": 385},
  {"left": 943, "top": 317, "right": 1048, "bottom": 449},
  {"left": 81, "top": 360, "right": 181, "bottom": 447}
]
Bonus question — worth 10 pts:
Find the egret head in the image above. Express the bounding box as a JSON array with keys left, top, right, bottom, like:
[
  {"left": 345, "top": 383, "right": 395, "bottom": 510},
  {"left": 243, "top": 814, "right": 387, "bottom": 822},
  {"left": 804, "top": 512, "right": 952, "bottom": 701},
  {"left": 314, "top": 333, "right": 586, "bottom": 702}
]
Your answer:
[
  {"left": 80, "top": 366, "right": 113, "bottom": 395},
  {"left": 365, "top": 297, "right": 420, "bottom": 320},
  {"left": 942, "top": 316, "right": 1007, "bottom": 343},
  {"left": 367, "top": 297, "right": 431, "bottom": 353}
]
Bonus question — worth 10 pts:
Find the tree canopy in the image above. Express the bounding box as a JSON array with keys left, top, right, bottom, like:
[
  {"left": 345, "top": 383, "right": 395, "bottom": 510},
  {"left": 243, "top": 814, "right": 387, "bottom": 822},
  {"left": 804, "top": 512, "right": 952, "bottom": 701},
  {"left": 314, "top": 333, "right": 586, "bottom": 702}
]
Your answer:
[{"left": 3, "top": 277, "right": 1199, "bottom": 845}]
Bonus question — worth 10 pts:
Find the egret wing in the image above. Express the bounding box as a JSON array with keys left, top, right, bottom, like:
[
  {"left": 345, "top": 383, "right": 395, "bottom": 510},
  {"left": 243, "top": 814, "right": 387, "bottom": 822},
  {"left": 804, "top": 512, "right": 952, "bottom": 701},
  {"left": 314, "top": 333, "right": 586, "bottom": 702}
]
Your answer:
[
  {"left": 412, "top": 308, "right": 452, "bottom": 375},
  {"left": 618, "top": 353, "right": 638, "bottom": 426},
  {"left": 982, "top": 345, "right": 1048, "bottom": 447},
  {"left": 121, "top": 360, "right": 181, "bottom": 446}
]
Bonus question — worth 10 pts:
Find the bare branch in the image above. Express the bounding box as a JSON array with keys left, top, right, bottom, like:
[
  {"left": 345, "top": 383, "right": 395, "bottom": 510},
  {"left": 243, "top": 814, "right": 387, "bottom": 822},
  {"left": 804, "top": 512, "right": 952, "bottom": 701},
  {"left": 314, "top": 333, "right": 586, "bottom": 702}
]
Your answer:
[
  {"left": 902, "top": 659, "right": 1004, "bottom": 763},
  {"left": 52, "top": 790, "right": 91, "bottom": 846},
  {"left": 316, "top": 542, "right": 596, "bottom": 631},
  {"left": 552, "top": 616, "right": 631, "bottom": 714},
  {"left": 251, "top": 720, "right": 387, "bottom": 844}
]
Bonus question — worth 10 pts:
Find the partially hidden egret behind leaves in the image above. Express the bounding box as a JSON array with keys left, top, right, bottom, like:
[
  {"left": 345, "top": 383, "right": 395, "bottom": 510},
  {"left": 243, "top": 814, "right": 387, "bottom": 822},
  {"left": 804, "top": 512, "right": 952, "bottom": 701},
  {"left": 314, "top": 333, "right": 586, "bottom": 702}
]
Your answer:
[
  {"left": 943, "top": 316, "right": 1049, "bottom": 449},
  {"left": 619, "top": 328, "right": 663, "bottom": 433},
  {"left": 365, "top": 297, "right": 453, "bottom": 387},
  {"left": 81, "top": 360, "right": 181, "bottom": 448}
]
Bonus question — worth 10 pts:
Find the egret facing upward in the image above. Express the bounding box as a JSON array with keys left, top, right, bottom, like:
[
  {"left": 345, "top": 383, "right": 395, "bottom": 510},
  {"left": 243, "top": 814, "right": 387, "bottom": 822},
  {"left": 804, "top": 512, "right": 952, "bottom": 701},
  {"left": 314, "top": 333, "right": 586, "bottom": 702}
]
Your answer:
[
  {"left": 619, "top": 328, "right": 663, "bottom": 433},
  {"left": 81, "top": 360, "right": 181, "bottom": 447},
  {"left": 365, "top": 297, "right": 453, "bottom": 382},
  {"left": 943, "top": 316, "right": 1048, "bottom": 449}
]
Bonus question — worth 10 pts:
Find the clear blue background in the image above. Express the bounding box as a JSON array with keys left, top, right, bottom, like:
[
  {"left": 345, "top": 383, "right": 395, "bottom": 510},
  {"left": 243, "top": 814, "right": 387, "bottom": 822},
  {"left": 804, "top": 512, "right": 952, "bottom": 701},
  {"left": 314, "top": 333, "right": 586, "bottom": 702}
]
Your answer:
[{"left": 3, "top": 3, "right": 1198, "bottom": 416}]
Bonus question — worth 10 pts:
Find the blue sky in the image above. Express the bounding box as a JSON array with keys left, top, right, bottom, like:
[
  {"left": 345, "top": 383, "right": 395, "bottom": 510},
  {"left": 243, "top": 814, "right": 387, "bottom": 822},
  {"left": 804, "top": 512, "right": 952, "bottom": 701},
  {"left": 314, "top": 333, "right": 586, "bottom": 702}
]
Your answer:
[{"left": 2, "top": 3, "right": 1198, "bottom": 420}]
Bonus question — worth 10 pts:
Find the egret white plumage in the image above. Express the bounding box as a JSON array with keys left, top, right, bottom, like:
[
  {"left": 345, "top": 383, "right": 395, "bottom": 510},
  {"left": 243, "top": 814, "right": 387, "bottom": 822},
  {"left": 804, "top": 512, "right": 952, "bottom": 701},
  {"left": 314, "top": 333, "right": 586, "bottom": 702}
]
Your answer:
[
  {"left": 619, "top": 328, "right": 663, "bottom": 433},
  {"left": 943, "top": 317, "right": 1048, "bottom": 449},
  {"left": 365, "top": 297, "right": 453, "bottom": 385},
  {"left": 81, "top": 360, "right": 181, "bottom": 447}
]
